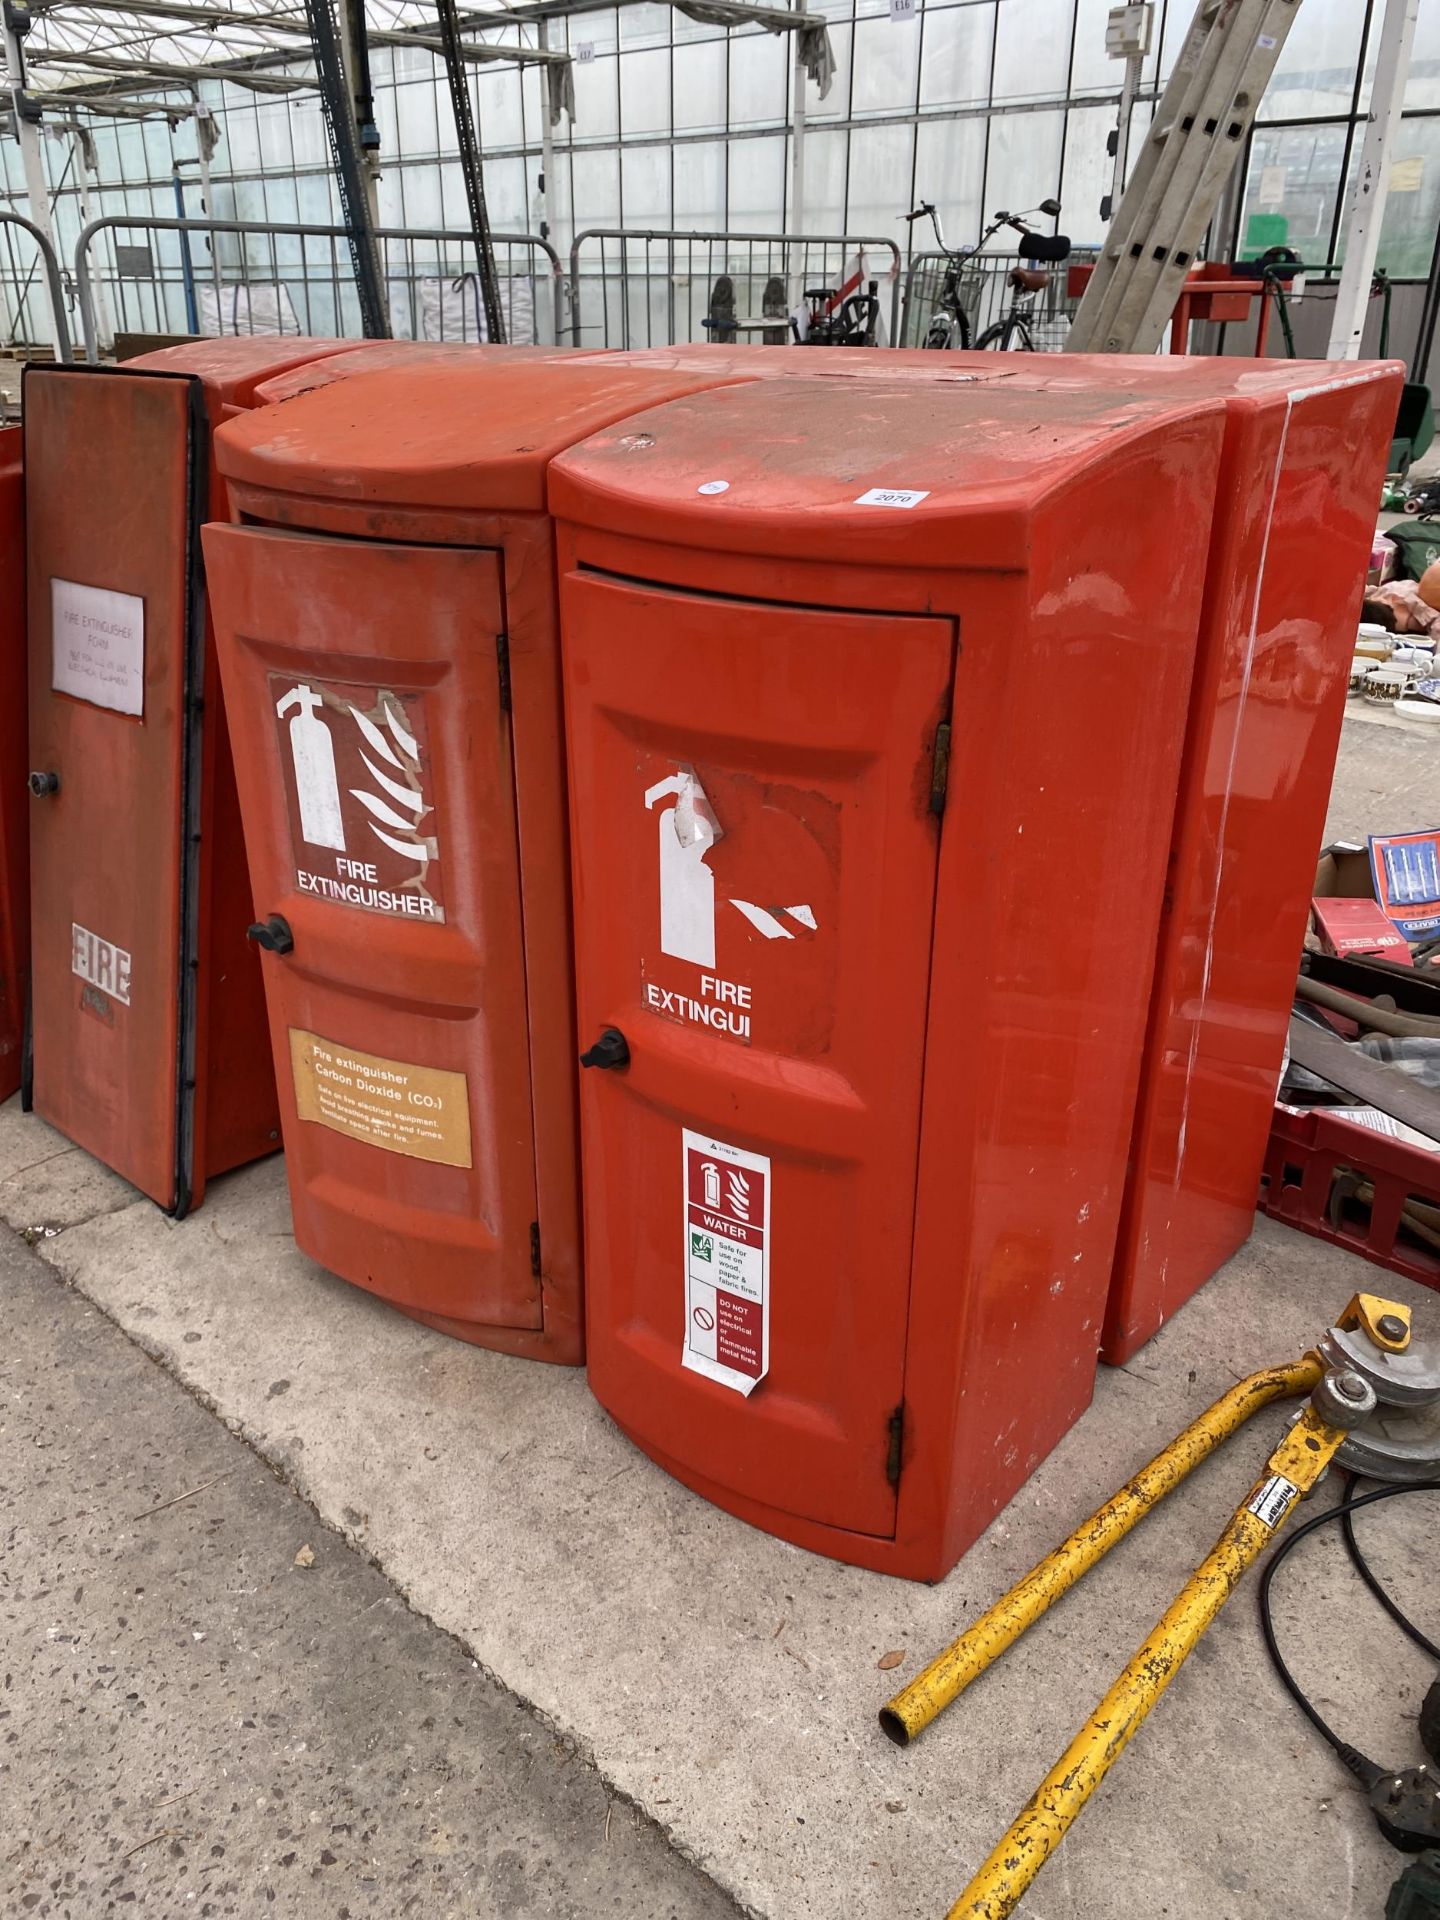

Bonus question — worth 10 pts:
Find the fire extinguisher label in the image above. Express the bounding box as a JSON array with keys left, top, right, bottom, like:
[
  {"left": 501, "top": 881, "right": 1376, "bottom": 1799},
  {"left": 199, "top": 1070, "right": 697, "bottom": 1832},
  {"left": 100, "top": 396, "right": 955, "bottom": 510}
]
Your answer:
[
  {"left": 71, "top": 921, "right": 132, "bottom": 1007},
  {"left": 51, "top": 578, "right": 145, "bottom": 717},
  {"left": 641, "top": 763, "right": 822, "bottom": 1049},
  {"left": 289, "top": 1028, "right": 472, "bottom": 1168},
  {"left": 681, "top": 1129, "right": 770, "bottom": 1397},
  {"left": 270, "top": 674, "right": 445, "bottom": 924}
]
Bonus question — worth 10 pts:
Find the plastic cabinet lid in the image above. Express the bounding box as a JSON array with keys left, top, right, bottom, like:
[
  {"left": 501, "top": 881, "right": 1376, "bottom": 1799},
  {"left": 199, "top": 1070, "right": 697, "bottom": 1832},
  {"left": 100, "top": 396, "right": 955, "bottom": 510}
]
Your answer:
[
  {"left": 988, "top": 352, "right": 1406, "bottom": 401},
  {"left": 124, "top": 337, "right": 356, "bottom": 405},
  {"left": 547, "top": 374, "right": 1225, "bottom": 568},
  {"left": 214, "top": 359, "right": 747, "bottom": 513},
  {"left": 596, "top": 347, "right": 1403, "bottom": 403},
  {"left": 251, "top": 340, "right": 598, "bottom": 407}
]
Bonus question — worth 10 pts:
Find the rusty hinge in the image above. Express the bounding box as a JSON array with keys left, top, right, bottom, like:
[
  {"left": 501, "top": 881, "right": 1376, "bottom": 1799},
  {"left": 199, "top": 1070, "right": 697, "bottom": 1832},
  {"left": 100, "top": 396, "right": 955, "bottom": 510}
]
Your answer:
[
  {"left": 929, "top": 721, "right": 951, "bottom": 816},
  {"left": 496, "top": 632, "right": 512, "bottom": 711},
  {"left": 885, "top": 1403, "right": 905, "bottom": 1489},
  {"left": 529, "top": 1220, "right": 541, "bottom": 1277}
]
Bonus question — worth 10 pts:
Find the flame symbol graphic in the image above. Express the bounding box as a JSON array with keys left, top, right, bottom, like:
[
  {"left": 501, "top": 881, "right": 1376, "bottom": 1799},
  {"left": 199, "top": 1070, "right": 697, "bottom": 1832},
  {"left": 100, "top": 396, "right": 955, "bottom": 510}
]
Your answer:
[
  {"left": 727, "top": 1169, "right": 751, "bottom": 1222},
  {"left": 348, "top": 697, "right": 438, "bottom": 892}
]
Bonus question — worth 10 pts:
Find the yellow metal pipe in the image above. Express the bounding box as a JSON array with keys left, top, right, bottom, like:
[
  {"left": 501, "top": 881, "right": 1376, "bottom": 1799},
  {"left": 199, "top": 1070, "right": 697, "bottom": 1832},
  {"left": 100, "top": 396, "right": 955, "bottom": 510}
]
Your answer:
[
  {"left": 880, "top": 1356, "right": 1322, "bottom": 1747},
  {"left": 945, "top": 1403, "right": 1351, "bottom": 1920}
]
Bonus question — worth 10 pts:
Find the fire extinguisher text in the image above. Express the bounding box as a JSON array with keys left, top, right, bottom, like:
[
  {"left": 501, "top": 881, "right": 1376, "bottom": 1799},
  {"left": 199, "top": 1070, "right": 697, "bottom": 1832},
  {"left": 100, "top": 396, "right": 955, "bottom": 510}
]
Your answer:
[{"left": 644, "top": 972, "right": 753, "bottom": 1040}]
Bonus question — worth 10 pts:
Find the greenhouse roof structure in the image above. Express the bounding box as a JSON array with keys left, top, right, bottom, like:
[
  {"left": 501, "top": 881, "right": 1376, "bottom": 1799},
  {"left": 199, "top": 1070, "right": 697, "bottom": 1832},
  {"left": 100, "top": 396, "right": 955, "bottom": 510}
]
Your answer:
[{"left": 8, "top": 0, "right": 831, "bottom": 116}]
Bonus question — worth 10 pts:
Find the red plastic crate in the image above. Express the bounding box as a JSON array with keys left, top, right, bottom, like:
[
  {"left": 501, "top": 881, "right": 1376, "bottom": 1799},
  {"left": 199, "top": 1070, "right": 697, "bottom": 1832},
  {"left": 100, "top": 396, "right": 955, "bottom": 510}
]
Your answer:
[{"left": 1260, "top": 1103, "right": 1440, "bottom": 1292}]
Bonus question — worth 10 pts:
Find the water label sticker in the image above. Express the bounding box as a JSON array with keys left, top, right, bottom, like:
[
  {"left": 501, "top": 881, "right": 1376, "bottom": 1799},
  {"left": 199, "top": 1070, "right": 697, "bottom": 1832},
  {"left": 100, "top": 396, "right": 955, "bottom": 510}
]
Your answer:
[
  {"left": 289, "top": 1029, "right": 471, "bottom": 1167},
  {"left": 855, "top": 487, "right": 929, "bottom": 508},
  {"left": 71, "top": 921, "right": 132, "bottom": 1006},
  {"left": 682, "top": 1129, "right": 769, "bottom": 1396},
  {"left": 51, "top": 579, "right": 145, "bottom": 717},
  {"left": 1247, "top": 1473, "right": 1300, "bottom": 1531},
  {"left": 271, "top": 675, "right": 445, "bottom": 923}
]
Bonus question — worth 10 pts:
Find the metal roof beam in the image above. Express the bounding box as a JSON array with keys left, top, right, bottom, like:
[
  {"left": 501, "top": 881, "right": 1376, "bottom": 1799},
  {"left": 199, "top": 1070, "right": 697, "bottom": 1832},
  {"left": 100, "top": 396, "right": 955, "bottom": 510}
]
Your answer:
[
  {"left": 31, "top": 0, "right": 291, "bottom": 28},
  {"left": 368, "top": 27, "right": 565, "bottom": 66},
  {"left": 497, "top": 0, "right": 820, "bottom": 23},
  {"left": 26, "top": 46, "right": 318, "bottom": 87},
  {"left": 32, "top": 0, "right": 568, "bottom": 65},
  {"left": 17, "top": 86, "right": 205, "bottom": 111}
]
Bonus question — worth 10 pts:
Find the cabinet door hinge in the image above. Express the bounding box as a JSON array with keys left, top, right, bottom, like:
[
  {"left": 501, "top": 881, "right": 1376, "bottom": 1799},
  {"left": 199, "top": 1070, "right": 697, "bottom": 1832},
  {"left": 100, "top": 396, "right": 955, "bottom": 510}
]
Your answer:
[
  {"left": 929, "top": 721, "right": 951, "bottom": 816},
  {"left": 885, "top": 1403, "right": 905, "bottom": 1489},
  {"left": 497, "top": 632, "right": 512, "bottom": 712},
  {"left": 529, "top": 1220, "right": 541, "bottom": 1277}
]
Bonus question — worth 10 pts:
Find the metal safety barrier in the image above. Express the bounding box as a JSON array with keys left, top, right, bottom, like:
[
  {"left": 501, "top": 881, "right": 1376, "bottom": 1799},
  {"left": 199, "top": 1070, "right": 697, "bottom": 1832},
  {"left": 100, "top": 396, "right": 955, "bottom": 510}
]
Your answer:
[
  {"left": 74, "top": 215, "right": 565, "bottom": 362},
  {"left": 0, "top": 209, "right": 75, "bottom": 363},
  {"left": 568, "top": 227, "right": 903, "bottom": 350},
  {"left": 899, "top": 245, "right": 1100, "bottom": 351}
]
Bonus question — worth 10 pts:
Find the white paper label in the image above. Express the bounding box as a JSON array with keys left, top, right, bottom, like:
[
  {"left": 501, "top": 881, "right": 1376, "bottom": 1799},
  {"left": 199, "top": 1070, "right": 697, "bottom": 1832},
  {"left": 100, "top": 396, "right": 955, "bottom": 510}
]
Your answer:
[
  {"left": 71, "top": 922, "right": 132, "bottom": 1006},
  {"left": 51, "top": 578, "right": 145, "bottom": 718},
  {"left": 575, "top": 39, "right": 594, "bottom": 60},
  {"left": 855, "top": 487, "right": 930, "bottom": 509},
  {"left": 1248, "top": 1473, "right": 1299, "bottom": 1530},
  {"left": 1328, "top": 1105, "right": 1440, "bottom": 1153},
  {"left": 890, "top": 0, "right": 916, "bottom": 20},
  {"left": 682, "top": 1128, "right": 770, "bottom": 1397}
]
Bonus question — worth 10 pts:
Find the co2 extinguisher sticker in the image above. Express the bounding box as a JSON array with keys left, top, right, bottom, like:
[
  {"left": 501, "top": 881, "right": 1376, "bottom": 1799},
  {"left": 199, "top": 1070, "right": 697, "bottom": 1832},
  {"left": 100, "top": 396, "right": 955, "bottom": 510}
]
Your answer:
[
  {"left": 682, "top": 1129, "right": 769, "bottom": 1397},
  {"left": 270, "top": 674, "right": 445, "bottom": 924},
  {"left": 289, "top": 1029, "right": 472, "bottom": 1168}
]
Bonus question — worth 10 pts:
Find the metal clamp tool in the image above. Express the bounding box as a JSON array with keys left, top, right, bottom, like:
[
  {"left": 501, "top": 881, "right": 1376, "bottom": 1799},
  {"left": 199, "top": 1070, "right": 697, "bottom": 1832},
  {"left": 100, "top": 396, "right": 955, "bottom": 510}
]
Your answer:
[{"left": 881, "top": 1293, "right": 1440, "bottom": 1920}]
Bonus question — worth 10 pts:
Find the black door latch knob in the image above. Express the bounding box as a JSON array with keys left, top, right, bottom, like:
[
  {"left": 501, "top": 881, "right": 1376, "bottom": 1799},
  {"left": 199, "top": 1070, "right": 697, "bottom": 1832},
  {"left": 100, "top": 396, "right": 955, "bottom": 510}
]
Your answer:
[
  {"left": 246, "top": 915, "right": 294, "bottom": 955},
  {"left": 579, "top": 1028, "right": 629, "bottom": 1070}
]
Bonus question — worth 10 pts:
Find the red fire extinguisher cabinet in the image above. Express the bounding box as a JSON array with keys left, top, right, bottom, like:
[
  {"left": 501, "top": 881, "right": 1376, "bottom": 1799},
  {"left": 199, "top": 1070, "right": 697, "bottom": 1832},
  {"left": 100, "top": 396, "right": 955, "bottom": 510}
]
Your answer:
[
  {"left": 23, "top": 343, "right": 350, "bottom": 1212},
  {"left": 203, "top": 360, "right": 741, "bottom": 1358},
  {"left": 1020, "top": 357, "right": 1404, "bottom": 1362},
  {"left": 0, "top": 429, "right": 27, "bottom": 1102},
  {"left": 604, "top": 344, "right": 1405, "bottom": 1365},
  {"left": 550, "top": 376, "right": 1227, "bottom": 1579}
]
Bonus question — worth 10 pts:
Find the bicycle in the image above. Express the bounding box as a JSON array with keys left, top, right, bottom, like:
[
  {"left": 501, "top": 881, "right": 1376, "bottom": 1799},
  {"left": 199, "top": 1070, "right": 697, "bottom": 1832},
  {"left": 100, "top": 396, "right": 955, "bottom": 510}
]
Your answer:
[
  {"left": 904, "top": 198, "right": 1068, "bottom": 350},
  {"left": 790, "top": 279, "right": 880, "bottom": 347}
]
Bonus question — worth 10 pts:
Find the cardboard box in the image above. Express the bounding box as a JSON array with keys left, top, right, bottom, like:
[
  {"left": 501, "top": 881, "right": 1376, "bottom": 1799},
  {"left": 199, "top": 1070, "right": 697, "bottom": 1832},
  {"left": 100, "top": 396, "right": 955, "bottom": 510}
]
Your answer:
[
  {"left": 1311, "top": 893, "right": 1414, "bottom": 963},
  {"left": 1314, "top": 841, "right": 1371, "bottom": 896}
]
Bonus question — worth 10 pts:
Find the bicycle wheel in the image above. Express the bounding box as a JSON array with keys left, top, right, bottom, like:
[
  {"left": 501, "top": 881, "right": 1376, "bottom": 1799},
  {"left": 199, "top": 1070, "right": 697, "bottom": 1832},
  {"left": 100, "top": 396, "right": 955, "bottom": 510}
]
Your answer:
[
  {"left": 976, "top": 316, "right": 1035, "bottom": 352},
  {"left": 924, "top": 309, "right": 968, "bottom": 349}
]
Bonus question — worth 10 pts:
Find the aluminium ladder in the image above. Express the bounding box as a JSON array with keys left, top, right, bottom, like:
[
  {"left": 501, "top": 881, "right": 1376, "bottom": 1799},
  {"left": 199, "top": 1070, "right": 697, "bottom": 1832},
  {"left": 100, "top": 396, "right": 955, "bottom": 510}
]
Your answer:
[{"left": 1067, "top": 0, "right": 1302, "bottom": 355}]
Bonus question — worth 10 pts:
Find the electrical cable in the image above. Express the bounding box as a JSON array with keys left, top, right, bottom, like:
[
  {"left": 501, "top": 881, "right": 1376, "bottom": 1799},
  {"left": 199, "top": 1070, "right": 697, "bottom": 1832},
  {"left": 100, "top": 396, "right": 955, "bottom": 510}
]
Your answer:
[
  {"left": 1339, "top": 1472, "right": 1440, "bottom": 1664},
  {"left": 1258, "top": 1477, "right": 1440, "bottom": 1791}
]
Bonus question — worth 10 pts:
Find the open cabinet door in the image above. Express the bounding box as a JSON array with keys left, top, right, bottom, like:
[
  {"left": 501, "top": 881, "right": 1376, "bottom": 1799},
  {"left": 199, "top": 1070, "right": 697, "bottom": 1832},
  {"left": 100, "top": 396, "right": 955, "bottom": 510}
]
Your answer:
[
  {"left": 26, "top": 368, "right": 207, "bottom": 1212},
  {"left": 205, "top": 521, "right": 545, "bottom": 1339}
]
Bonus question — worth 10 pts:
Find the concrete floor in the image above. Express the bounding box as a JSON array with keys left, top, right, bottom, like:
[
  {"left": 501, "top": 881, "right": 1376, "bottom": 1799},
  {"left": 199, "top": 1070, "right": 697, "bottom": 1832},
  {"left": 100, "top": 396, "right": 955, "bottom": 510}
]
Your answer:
[
  {"left": 0, "top": 1232, "right": 741, "bottom": 1920},
  {"left": 2, "top": 703, "right": 1437, "bottom": 1920},
  {"left": 1322, "top": 699, "right": 1440, "bottom": 846}
]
